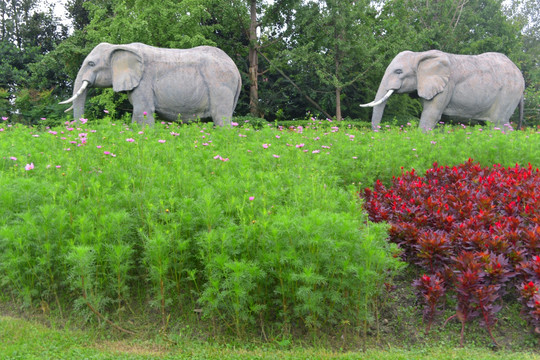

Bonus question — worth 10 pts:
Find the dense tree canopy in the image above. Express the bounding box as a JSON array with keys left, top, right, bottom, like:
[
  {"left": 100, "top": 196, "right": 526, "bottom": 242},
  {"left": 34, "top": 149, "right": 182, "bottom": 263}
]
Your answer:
[{"left": 0, "top": 0, "right": 537, "bottom": 124}]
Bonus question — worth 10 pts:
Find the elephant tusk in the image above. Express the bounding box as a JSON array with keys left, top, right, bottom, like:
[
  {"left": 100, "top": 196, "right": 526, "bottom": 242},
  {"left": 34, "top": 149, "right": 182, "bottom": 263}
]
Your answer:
[
  {"left": 59, "top": 81, "right": 90, "bottom": 105},
  {"left": 64, "top": 105, "right": 73, "bottom": 113},
  {"left": 360, "top": 90, "right": 395, "bottom": 107}
]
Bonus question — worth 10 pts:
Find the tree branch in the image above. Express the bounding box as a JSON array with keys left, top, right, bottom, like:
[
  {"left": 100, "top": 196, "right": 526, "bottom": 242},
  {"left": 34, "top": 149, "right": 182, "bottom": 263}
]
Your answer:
[{"left": 257, "top": 49, "right": 333, "bottom": 119}]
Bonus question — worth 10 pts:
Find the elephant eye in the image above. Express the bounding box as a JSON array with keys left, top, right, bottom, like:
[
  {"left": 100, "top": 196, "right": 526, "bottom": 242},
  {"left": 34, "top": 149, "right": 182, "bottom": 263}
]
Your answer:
[
  {"left": 88, "top": 61, "right": 96, "bottom": 67},
  {"left": 395, "top": 69, "right": 403, "bottom": 75}
]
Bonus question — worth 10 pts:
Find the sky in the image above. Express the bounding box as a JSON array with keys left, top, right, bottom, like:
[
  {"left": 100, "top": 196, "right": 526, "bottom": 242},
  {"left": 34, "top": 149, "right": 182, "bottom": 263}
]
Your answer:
[{"left": 40, "top": 0, "right": 70, "bottom": 27}]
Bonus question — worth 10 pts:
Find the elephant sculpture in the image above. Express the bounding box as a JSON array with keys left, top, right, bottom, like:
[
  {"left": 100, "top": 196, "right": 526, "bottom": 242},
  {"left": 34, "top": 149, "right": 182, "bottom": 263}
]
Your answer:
[
  {"left": 361, "top": 50, "right": 525, "bottom": 131},
  {"left": 60, "top": 42, "right": 242, "bottom": 126}
]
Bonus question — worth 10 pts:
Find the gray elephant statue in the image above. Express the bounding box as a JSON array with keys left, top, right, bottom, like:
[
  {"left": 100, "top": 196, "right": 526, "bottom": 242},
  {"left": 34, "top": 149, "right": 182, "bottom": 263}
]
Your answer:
[
  {"left": 361, "top": 50, "right": 525, "bottom": 131},
  {"left": 60, "top": 42, "right": 242, "bottom": 126}
]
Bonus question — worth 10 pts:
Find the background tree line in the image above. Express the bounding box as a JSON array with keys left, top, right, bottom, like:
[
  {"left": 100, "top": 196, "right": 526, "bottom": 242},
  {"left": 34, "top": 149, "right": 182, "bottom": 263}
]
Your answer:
[{"left": 0, "top": 0, "right": 538, "bottom": 125}]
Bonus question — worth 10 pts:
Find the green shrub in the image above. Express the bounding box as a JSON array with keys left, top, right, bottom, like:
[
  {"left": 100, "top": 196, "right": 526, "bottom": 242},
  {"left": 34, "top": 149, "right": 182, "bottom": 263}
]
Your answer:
[{"left": 0, "top": 120, "right": 405, "bottom": 337}]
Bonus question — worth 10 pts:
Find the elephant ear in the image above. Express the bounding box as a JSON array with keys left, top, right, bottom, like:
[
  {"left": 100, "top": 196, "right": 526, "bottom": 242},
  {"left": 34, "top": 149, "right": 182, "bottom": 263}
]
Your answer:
[
  {"left": 417, "top": 52, "right": 451, "bottom": 100},
  {"left": 111, "top": 49, "right": 143, "bottom": 92}
]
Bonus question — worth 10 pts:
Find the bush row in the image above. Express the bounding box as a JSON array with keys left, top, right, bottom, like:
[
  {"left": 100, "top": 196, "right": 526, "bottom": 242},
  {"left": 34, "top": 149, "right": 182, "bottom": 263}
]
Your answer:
[
  {"left": 363, "top": 160, "right": 540, "bottom": 345},
  {"left": 0, "top": 119, "right": 402, "bottom": 336}
]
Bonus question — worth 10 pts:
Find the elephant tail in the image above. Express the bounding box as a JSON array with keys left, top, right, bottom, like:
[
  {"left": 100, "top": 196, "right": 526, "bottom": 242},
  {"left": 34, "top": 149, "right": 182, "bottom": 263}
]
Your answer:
[{"left": 518, "top": 94, "right": 524, "bottom": 130}]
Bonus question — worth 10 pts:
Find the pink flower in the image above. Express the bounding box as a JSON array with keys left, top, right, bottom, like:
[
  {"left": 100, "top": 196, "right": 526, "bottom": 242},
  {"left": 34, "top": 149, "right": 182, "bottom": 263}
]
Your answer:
[
  {"left": 1, "top": 117, "right": 8, "bottom": 121},
  {"left": 158, "top": 140, "right": 166, "bottom": 143},
  {"left": 126, "top": 138, "right": 135, "bottom": 142},
  {"left": 249, "top": 196, "right": 255, "bottom": 201},
  {"left": 104, "top": 110, "right": 109, "bottom": 114},
  {"left": 276, "top": 135, "right": 281, "bottom": 139},
  {"left": 263, "top": 144, "right": 270, "bottom": 149},
  {"left": 214, "top": 155, "right": 229, "bottom": 162},
  {"left": 79, "top": 118, "right": 88, "bottom": 124},
  {"left": 273, "top": 154, "right": 280, "bottom": 158},
  {"left": 295, "top": 143, "right": 304, "bottom": 148},
  {"left": 56, "top": 165, "right": 61, "bottom": 168},
  {"left": 25, "top": 163, "right": 34, "bottom": 171},
  {"left": 143, "top": 111, "right": 148, "bottom": 116},
  {"left": 231, "top": 122, "right": 238, "bottom": 126},
  {"left": 312, "top": 150, "right": 320, "bottom": 154},
  {"left": 104, "top": 151, "right": 110, "bottom": 155},
  {"left": 10, "top": 156, "right": 16, "bottom": 161}
]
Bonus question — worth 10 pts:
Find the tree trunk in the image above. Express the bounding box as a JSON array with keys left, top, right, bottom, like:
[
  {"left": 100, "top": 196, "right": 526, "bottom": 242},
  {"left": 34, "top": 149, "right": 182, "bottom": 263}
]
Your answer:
[
  {"left": 248, "top": 0, "right": 259, "bottom": 117},
  {"left": 334, "top": 27, "right": 343, "bottom": 121},
  {"left": 335, "top": 87, "right": 342, "bottom": 121}
]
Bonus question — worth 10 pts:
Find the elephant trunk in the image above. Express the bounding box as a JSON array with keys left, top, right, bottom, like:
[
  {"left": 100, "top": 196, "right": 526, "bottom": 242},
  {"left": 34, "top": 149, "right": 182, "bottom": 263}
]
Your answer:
[
  {"left": 72, "top": 78, "right": 88, "bottom": 121},
  {"left": 60, "top": 75, "right": 90, "bottom": 121},
  {"left": 361, "top": 84, "right": 393, "bottom": 131}
]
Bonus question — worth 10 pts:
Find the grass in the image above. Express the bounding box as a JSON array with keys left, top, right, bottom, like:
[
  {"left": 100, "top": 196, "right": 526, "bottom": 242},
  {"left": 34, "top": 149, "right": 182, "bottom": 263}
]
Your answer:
[{"left": 2, "top": 315, "right": 539, "bottom": 359}]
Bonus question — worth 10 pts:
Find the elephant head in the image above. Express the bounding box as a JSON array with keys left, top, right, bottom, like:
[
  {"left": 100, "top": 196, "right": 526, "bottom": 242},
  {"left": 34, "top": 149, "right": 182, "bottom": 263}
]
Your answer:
[
  {"left": 60, "top": 43, "right": 144, "bottom": 120},
  {"left": 361, "top": 50, "right": 451, "bottom": 130}
]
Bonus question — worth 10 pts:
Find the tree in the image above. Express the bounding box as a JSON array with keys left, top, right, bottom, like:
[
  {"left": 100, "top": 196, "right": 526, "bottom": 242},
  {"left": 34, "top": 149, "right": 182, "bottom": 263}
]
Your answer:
[
  {"left": 0, "top": 0, "right": 36, "bottom": 49},
  {"left": 383, "top": 0, "right": 522, "bottom": 55},
  {"left": 280, "top": 0, "right": 381, "bottom": 120},
  {"left": 66, "top": 0, "right": 91, "bottom": 31},
  {"left": 0, "top": 0, "right": 68, "bottom": 121},
  {"left": 82, "top": 0, "right": 218, "bottom": 48},
  {"left": 222, "top": 0, "right": 299, "bottom": 117},
  {"left": 505, "top": 0, "right": 540, "bottom": 124}
]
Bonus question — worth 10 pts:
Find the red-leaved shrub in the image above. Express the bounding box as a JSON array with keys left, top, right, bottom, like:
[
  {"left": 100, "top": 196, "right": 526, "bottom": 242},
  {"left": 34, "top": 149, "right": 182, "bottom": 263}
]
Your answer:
[{"left": 363, "top": 159, "right": 540, "bottom": 344}]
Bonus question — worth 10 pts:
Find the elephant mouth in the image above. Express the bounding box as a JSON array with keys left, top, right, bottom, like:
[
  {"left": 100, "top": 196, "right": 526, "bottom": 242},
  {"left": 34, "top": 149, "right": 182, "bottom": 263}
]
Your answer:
[{"left": 360, "top": 89, "right": 395, "bottom": 107}]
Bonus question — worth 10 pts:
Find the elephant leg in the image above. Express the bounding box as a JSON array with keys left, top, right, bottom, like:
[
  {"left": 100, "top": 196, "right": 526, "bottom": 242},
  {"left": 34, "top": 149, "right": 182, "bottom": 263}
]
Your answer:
[
  {"left": 488, "top": 100, "right": 518, "bottom": 129},
  {"left": 210, "top": 87, "right": 236, "bottom": 127},
  {"left": 211, "top": 105, "right": 234, "bottom": 127},
  {"left": 419, "top": 93, "right": 451, "bottom": 131},
  {"left": 129, "top": 91, "right": 155, "bottom": 126}
]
